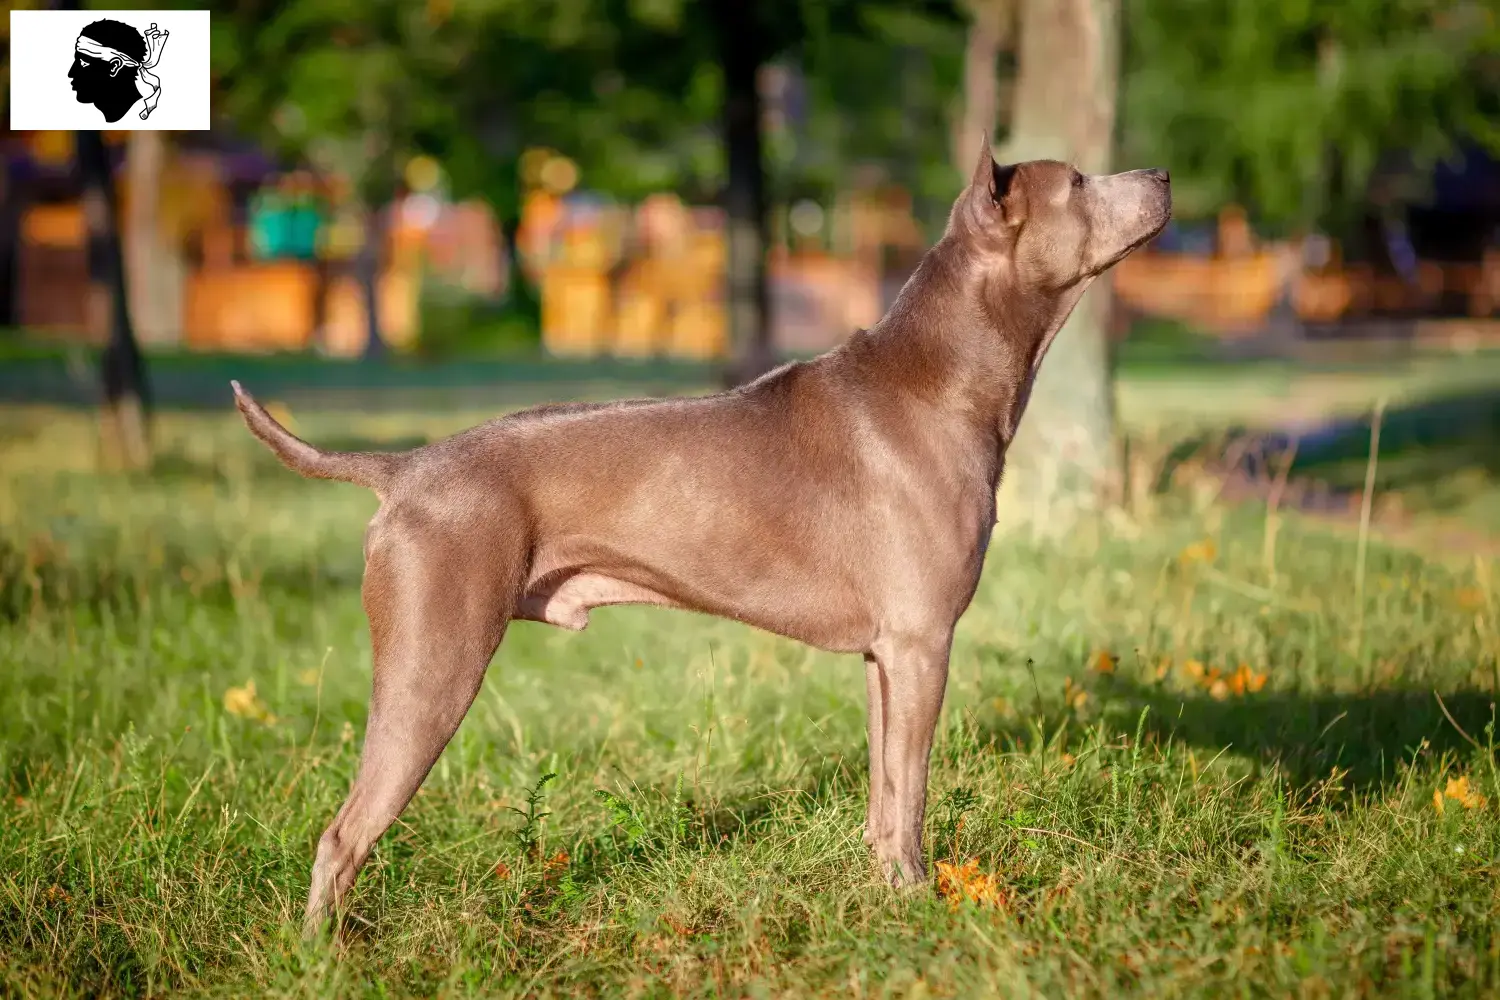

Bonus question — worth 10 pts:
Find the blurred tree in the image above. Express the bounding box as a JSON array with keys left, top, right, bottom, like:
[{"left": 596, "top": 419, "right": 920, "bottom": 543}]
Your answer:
[
  {"left": 1123, "top": 0, "right": 1500, "bottom": 232},
  {"left": 214, "top": 0, "right": 478, "bottom": 358},
  {"left": 950, "top": 0, "right": 1012, "bottom": 182},
  {"left": 717, "top": 1, "right": 776, "bottom": 384},
  {"left": 214, "top": 0, "right": 969, "bottom": 375},
  {"left": 77, "top": 129, "right": 152, "bottom": 471},
  {"left": 424, "top": 0, "right": 722, "bottom": 345},
  {"left": 996, "top": 0, "right": 1123, "bottom": 512},
  {"left": 404, "top": 0, "right": 964, "bottom": 380},
  {"left": 794, "top": 4, "right": 966, "bottom": 240}
]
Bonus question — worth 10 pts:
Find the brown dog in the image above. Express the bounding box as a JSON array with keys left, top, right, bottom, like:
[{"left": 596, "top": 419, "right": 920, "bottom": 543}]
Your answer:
[{"left": 233, "top": 141, "right": 1169, "bottom": 936}]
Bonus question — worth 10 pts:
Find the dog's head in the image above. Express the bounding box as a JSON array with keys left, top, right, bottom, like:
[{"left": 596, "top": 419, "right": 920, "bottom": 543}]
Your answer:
[{"left": 953, "top": 140, "right": 1171, "bottom": 291}]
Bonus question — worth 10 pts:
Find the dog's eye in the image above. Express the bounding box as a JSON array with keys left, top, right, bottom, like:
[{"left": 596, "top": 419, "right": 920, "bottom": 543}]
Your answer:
[{"left": 1070, "top": 172, "right": 1085, "bottom": 189}]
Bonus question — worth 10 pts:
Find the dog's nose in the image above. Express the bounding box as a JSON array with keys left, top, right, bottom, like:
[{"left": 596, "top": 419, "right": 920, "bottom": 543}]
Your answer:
[{"left": 1147, "top": 168, "right": 1170, "bottom": 184}]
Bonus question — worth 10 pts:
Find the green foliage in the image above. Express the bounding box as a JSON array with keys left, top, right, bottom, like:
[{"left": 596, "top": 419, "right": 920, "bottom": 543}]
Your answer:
[
  {"left": 413, "top": 280, "right": 540, "bottom": 360},
  {"left": 509, "top": 771, "right": 557, "bottom": 859},
  {"left": 197, "top": 0, "right": 1498, "bottom": 242},
  {"left": 794, "top": 3, "right": 966, "bottom": 222},
  {"left": 1124, "top": 0, "right": 1500, "bottom": 228},
  {"left": 207, "top": 0, "right": 965, "bottom": 212},
  {"left": 212, "top": 0, "right": 486, "bottom": 203}
]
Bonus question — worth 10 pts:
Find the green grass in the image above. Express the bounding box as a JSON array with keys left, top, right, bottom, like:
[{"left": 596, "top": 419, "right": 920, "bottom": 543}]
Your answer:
[{"left": 3, "top": 402, "right": 1500, "bottom": 998}]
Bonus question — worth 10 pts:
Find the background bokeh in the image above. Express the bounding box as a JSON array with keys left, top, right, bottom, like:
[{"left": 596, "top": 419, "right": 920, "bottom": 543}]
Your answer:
[{"left": 4, "top": 3, "right": 1500, "bottom": 996}]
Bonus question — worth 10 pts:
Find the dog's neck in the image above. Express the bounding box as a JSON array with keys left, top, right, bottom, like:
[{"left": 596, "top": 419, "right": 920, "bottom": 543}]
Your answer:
[{"left": 856, "top": 232, "right": 1091, "bottom": 450}]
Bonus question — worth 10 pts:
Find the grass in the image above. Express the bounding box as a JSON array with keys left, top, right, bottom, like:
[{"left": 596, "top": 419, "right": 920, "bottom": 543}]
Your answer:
[{"left": 2, "top": 396, "right": 1500, "bottom": 998}]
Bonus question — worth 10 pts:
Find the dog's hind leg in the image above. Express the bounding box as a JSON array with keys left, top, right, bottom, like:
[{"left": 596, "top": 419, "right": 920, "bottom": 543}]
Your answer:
[{"left": 301, "top": 508, "right": 524, "bottom": 938}]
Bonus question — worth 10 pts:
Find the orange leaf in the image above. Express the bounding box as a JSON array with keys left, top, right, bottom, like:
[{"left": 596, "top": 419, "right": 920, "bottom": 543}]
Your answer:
[
  {"left": 935, "top": 858, "right": 1008, "bottom": 910},
  {"left": 1443, "top": 775, "right": 1488, "bottom": 810},
  {"left": 222, "top": 681, "right": 276, "bottom": 725},
  {"left": 1091, "top": 650, "right": 1118, "bottom": 674},
  {"left": 1227, "top": 663, "right": 1268, "bottom": 697}
]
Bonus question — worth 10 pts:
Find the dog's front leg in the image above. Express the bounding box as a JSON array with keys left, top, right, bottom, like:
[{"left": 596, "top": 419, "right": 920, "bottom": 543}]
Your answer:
[{"left": 866, "top": 632, "right": 952, "bottom": 888}]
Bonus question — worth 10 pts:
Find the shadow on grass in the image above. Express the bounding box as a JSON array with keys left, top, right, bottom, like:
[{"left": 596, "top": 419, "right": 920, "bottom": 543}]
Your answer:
[
  {"left": 1099, "top": 678, "right": 1498, "bottom": 793},
  {"left": 1159, "top": 385, "right": 1500, "bottom": 518}
]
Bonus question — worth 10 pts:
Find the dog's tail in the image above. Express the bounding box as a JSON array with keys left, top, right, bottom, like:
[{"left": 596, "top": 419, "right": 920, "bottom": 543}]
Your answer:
[{"left": 231, "top": 381, "right": 398, "bottom": 491}]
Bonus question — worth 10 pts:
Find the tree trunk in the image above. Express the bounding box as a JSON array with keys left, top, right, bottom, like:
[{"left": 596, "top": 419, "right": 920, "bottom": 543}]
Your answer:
[
  {"left": 0, "top": 157, "right": 19, "bottom": 329},
  {"left": 78, "top": 129, "right": 151, "bottom": 471},
  {"left": 357, "top": 201, "right": 385, "bottom": 360},
  {"left": 952, "top": 0, "right": 1013, "bottom": 182},
  {"left": 717, "top": 2, "right": 775, "bottom": 386},
  {"left": 123, "top": 131, "right": 183, "bottom": 347},
  {"left": 999, "top": 0, "right": 1121, "bottom": 520},
  {"left": 500, "top": 212, "right": 540, "bottom": 326}
]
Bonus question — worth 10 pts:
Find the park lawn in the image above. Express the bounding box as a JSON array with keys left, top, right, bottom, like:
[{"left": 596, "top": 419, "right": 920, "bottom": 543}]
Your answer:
[{"left": 1, "top": 400, "right": 1500, "bottom": 998}]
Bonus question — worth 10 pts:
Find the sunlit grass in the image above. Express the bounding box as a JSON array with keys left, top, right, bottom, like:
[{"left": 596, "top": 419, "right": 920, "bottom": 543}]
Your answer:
[{"left": 2, "top": 401, "right": 1499, "bottom": 997}]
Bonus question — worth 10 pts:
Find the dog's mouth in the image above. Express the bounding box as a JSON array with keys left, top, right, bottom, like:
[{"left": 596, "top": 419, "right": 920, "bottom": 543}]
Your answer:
[
  {"left": 1135, "top": 205, "right": 1172, "bottom": 250},
  {"left": 1092, "top": 212, "right": 1171, "bottom": 276}
]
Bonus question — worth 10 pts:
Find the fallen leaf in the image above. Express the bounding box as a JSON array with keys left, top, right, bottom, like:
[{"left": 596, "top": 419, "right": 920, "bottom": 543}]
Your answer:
[
  {"left": 1228, "top": 663, "right": 1268, "bottom": 696},
  {"left": 661, "top": 913, "right": 693, "bottom": 938},
  {"left": 1090, "top": 650, "right": 1117, "bottom": 674},
  {"left": 1183, "top": 659, "right": 1206, "bottom": 683},
  {"left": 935, "top": 858, "right": 1008, "bottom": 910},
  {"left": 1207, "top": 679, "right": 1231, "bottom": 701},
  {"left": 222, "top": 681, "right": 276, "bottom": 724},
  {"left": 493, "top": 861, "right": 512, "bottom": 879},
  {"left": 1442, "top": 775, "right": 1488, "bottom": 811}
]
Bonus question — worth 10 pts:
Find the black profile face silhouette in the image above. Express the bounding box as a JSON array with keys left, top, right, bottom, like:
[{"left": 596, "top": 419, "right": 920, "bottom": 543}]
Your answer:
[{"left": 68, "top": 18, "right": 170, "bottom": 124}]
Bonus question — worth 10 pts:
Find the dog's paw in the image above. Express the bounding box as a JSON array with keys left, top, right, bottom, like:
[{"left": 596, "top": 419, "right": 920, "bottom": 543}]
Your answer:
[{"left": 878, "top": 853, "right": 929, "bottom": 891}]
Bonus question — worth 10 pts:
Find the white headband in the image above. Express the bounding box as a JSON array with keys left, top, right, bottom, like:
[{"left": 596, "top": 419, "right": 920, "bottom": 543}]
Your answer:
[{"left": 74, "top": 22, "right": 169, "bottom": 120}]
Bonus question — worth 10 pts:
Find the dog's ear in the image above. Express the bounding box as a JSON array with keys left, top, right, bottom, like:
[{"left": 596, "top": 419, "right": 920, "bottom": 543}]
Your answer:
[{"left": 969, "top": 135, "right": 1023, "bottom": 228}]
